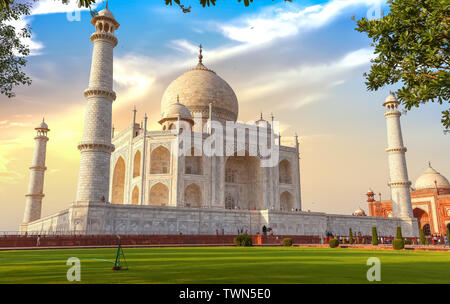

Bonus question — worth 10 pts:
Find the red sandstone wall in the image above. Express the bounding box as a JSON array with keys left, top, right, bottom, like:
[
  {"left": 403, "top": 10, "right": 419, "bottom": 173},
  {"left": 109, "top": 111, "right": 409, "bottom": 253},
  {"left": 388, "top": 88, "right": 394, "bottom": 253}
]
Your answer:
[{"left": 0, "top": 234, "right": 322, "bottom": 248}]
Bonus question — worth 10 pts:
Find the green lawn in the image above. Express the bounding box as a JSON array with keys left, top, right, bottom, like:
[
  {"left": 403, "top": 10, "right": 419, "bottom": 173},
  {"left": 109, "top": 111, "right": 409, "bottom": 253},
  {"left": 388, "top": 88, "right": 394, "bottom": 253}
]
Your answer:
[{"left": 0, "top": 247, "right": 449, "bottom": 284}]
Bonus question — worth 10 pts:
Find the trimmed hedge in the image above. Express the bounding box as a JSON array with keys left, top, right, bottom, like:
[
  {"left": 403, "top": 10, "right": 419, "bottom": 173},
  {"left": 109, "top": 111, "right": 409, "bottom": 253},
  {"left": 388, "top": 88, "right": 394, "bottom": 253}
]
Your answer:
[
  {"left": 396, "top": 226, "right": 403, "bottom": 239},
  {"left": 234, "top": 234, "right": 252, "bottom": 247},
  {"left": 372, "top": 227, "right": 378, "bottom": 246},
  {"left": 419, "top": 228, "right": 426, "bottom": 245},
  {"left": 282, "top": 238, "right": 293, "bottom": 247},
  {"left": 329, "top": 238, "right": 339, "bottom": 248},
  {"left": 349, "top": 228, "right": 354, "bottom": 244},
  {"left": 392, "top": 226, "right": 405, "bottom": 250},
  {"left": 393, "top": 238, "right": 405, "bottom": 250}
]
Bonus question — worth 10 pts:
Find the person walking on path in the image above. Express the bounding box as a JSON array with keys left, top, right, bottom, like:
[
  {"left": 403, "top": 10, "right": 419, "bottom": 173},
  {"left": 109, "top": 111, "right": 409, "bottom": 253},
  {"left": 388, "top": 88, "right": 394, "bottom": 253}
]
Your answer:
[
  {"left": 444, "top": 235, "right": 449, "bottom": 248},
  {"left": 36, "top": 235, "right": 41, "bottom": 247}
]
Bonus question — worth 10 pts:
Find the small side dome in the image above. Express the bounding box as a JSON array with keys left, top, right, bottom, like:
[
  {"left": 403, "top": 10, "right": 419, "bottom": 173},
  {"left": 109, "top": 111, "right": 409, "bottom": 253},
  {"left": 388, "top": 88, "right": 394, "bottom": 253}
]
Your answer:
[
  {"left": 256, "top": 113, "right": 270, "bottom": 127},
  {"left": 353, "top": 207, "right": 367, "bottom": 216},
  {"left": 91, "top": 2, "right": 120, "bottom": 29},
  {"left": 162, "top": 99, "right": 192, "bottom": 121},
  {"left": 414, "top": 163, "right": 450, "bottom": 190},
  {"left": 382, "top": 91, "right": 400, "bottom": 107},
  {"left": 35, "top": 119, "right": 49, "bottom": 130},
  {"left": 385, "top": 92, "right": 398, "bottom": 103},
  {"left": 99, "top": 9, "right": 113, "bottom": 18},
  {"left": 159, "top": 96, "right": 194, "bottom": 126},
  {"left": 98, "top": 6, "right": 115, "bottom": 19}
]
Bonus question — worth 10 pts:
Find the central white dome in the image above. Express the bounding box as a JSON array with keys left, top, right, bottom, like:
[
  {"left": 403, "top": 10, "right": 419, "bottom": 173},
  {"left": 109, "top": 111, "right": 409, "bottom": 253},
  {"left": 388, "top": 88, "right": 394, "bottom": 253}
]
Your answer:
[
  {"left": 414, "top": 165, "right": 450, "bottom": 190},
  {"left": 161, "top": 61, "right": 239, "bottom": 123}
]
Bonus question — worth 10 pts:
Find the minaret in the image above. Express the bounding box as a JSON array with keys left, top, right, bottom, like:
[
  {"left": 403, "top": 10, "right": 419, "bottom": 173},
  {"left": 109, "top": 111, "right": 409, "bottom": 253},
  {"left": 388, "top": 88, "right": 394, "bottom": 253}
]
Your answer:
[
  {"left": 23, "top": 119, "right": 50, "bottom": 225},
  {"left": 383, "top": 92, "right": 413, "bottom": 219},
  {"left": 75, "top": 4, "right": 120, "bottom": 204}
]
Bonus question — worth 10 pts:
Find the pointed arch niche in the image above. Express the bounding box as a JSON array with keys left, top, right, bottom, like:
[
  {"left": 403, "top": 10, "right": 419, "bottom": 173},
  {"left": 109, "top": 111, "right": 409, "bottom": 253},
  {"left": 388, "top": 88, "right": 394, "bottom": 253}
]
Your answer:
[
  {"left": 133, "top": 150, "right": 141, "bottom": 178},
  {"left": 112, "top": 157, "right": 126, "bottom": 204}
]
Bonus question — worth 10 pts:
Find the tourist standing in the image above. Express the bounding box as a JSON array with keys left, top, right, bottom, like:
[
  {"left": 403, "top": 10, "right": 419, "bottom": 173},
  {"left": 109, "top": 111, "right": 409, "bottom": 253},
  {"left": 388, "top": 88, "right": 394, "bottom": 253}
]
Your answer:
[
  {"left": 444, "top": 235, "right": 449, "bottom": 248},
  {"left": 36, "top": 235, "right": 40, "bottom": 247}
]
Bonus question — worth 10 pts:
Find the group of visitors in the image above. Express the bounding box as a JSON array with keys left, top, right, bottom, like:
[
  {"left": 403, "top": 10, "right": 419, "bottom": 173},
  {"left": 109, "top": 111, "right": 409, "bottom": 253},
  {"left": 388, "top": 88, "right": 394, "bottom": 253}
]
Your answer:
[
  {"left": 430, "top": 234, "right": 449, "bottom": 247},
  {"left": 322, "top": 230, "right": 450, "bottom": 248}
]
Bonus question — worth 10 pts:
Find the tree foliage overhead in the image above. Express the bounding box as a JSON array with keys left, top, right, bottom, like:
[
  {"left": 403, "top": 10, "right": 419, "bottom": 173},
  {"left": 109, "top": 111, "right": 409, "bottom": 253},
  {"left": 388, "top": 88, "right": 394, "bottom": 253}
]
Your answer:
[
  {"left": 355, "top": 0, "right": 449, "bottom": 130},
  {"left": 0, "top": 2, "right": 32, "bottom": 98}
]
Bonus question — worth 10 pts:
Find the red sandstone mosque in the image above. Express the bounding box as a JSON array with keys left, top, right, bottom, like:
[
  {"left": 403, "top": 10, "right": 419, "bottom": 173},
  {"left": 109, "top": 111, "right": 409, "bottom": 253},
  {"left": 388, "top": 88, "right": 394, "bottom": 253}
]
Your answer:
[{"left": 367, "top": 163, "right": 450, "bottom": 236}]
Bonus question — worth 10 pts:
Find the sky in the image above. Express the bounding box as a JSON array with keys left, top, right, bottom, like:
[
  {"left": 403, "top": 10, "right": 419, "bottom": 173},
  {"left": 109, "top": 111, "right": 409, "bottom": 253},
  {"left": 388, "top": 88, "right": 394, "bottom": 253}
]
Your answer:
[{"left": 0, "top": 0, "right": 448, "bottom": 231}]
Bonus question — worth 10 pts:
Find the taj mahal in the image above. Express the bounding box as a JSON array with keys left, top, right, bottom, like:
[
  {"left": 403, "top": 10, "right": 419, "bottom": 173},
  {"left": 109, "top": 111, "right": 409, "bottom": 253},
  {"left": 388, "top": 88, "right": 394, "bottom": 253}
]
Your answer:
[{"left": 20, "top": 5, "right": 422, "bottom": 237}]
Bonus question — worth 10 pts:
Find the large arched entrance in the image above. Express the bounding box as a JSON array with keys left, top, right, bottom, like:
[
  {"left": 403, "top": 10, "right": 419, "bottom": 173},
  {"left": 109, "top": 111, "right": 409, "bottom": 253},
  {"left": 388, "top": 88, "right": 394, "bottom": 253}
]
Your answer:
[
  {"left": 225, "top": 152, "right": 262, "bottom": 210},
  {"left": 111, "top": 157, "right": 125, "bottom": 204},
  {"left": 150, "top": 146, "right": 170, "bottom": 174},
  {"left": 149, "top": 183, "right": 169, "bottom": 206},
  {"left": 184, "top": 183, "right": 202, "bottom": 207},
  {"left": 413, "top": 208, "right": 431, "bottom": 234},
  {"left": 280, "top": 191, "right": 294, "bottom": 211}
]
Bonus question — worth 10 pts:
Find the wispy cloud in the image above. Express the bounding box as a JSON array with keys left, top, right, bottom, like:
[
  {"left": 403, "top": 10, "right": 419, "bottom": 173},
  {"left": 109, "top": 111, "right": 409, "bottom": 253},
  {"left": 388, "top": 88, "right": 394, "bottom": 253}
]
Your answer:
[
  {"left": 217, "top": 0, "right": 385, "bottom": 51},
  {"left": 0, "top": 120, "right": 31, "bottom": 129},
  {"left": 5, "top": 16, "right": 44, "bottom": 56},
  {"left": 0, "top": 137, "right": 32, "bottom": 184},
  {"left": 31, "top": 0, "right": 98, "bottom": 15},
  {"left": 164, "top": 0, "right": 383, "bottom": 73},
  {"left": 114, "top": 54, "right": 158, "bottom": 109},
  {"left": 113, "top": 1, "right": 378, "bottom": 117},
  {"left": 9, "top": 0, "right": 100, "bottom": 56},
  {"left": 238, "top": 48, "right": 375, "bottom": 108}
]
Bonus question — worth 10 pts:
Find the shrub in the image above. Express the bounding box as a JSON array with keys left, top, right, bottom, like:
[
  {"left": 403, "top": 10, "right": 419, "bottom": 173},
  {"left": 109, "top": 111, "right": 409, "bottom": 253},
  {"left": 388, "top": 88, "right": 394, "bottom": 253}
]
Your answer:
[
  {"left": 349, "top": 228, "right": 354, "bottom": 244},
  {"left": 396, "top": 226, "right": 403, "bottom": 239},
  {"left": 329, "top": 238, "right": 339, "bottom": 248},
  {"left": 393, "top": 238, "right": 405, "bottom": 250},
  {"left": 372, "top": 227, "right": 378, "bottom": 246},
  {"left": 282, "top": 238, "right": 293, "bottom": 247},
  {"left": 419, "top": 228, "right": 426, "bottom": 245},
  {"left": 404, "top": 239, "right": 412, "bottom": 245},
  {"left": 234, "top": 234, "right": 252, "bottom": 247}
]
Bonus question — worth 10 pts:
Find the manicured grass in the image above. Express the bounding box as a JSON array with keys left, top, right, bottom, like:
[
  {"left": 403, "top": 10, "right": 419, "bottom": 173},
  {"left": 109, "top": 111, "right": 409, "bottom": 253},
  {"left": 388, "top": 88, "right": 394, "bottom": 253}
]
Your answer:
[{"left": 0, "top": 247, "right": 449, "bottom": 284}]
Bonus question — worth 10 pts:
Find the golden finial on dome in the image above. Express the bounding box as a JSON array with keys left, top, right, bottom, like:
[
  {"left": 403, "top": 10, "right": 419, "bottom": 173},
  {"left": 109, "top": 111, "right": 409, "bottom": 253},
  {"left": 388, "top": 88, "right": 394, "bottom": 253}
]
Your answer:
[{"left": 198, "top": 44, "right": 203, "bottom": 64}]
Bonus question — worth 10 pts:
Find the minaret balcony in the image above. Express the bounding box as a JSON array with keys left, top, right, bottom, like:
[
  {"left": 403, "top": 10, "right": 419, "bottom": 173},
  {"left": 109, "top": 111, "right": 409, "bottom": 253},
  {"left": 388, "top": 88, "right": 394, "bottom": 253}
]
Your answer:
[
  {"left": 29, "top": 166, "right": 47, "bottom": 171},
  {"left": 77, "top": 141, "right": 115, "bottom": 153},
  {"left": 25, "top": 193, "right": 45, "bottom": 198},
  {"left": 387, "top": 181, "right": 412, "bottom": 188},
  {"left": 385, "top": 147, "right": 407, "bottom": 153},
  {"left": 384, "top": 110, "right": 401, "bottom": 118},
  {"left": 90, "top": 32, "right": 118, "bottom": 47},
  {"left": 84, "top": 88, "right": 116, "bottom": 101}
]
